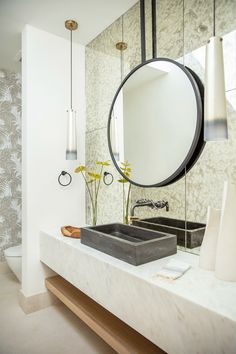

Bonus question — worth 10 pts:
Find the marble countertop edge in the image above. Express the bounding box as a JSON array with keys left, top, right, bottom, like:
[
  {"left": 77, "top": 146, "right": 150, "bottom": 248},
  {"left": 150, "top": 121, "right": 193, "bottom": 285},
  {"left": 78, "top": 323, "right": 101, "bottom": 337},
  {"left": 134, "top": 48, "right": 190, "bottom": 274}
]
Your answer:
[{"left": 40, "top": 227, "right": 236, "bottom": 323}]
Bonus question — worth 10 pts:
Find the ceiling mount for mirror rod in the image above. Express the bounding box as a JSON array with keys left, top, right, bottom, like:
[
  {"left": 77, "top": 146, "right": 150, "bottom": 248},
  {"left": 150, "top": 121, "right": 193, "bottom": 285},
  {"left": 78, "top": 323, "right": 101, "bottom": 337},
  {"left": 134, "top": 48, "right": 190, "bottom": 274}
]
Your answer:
[
  {"left": 115, "top": 15, "right": 127, "bottom": 83},
  {"left": 140, "top": 0, "right": 157, "bottom": 62}
]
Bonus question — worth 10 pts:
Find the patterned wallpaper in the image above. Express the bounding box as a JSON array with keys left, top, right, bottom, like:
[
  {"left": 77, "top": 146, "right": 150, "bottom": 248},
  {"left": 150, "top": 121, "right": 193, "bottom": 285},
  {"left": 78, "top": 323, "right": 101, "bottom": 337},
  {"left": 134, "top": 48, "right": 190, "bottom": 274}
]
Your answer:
[
  {"left": 0, "top": 70, "right": 21, "bottom": 261},
  {"left": 85, "top": 0, "right": 236, "bottom": 247}
]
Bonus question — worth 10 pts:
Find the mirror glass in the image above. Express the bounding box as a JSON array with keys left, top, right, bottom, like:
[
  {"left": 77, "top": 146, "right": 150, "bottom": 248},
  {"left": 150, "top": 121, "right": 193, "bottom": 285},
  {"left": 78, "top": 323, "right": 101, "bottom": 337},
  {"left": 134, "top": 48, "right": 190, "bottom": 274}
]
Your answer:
[{"left": 108, "top": 58, "right": 203, "bottom": 187}]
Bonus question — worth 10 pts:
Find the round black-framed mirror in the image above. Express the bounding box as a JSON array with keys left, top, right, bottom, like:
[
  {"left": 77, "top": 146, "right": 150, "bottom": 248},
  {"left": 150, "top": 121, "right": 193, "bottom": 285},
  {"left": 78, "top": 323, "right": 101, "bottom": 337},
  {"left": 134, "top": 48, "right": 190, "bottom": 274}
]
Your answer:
[{"left": 108, "top": 57, "right": 205, "bottom": 188}]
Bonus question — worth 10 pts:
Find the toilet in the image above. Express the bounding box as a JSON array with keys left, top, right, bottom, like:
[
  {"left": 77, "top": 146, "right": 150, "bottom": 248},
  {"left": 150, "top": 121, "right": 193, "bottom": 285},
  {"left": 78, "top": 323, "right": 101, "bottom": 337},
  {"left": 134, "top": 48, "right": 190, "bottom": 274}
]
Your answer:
[{"left": 4, "top": 245, "right": 22, "bottom": 282}]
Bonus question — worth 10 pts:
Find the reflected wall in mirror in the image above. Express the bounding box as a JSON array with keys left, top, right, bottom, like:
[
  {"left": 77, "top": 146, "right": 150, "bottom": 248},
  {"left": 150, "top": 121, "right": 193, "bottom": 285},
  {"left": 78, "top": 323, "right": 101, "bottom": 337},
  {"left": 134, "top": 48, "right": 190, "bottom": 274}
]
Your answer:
[{"left": 108, "top": 58, "right": 204, "bottom": 187}]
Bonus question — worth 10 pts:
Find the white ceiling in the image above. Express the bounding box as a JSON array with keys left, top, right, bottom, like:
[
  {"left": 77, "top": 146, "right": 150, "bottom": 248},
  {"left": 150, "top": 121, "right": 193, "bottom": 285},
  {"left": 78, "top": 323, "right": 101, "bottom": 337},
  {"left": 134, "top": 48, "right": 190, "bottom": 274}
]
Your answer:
[{"left": 0, "top": 0, "right": 137, "bottom": 72}]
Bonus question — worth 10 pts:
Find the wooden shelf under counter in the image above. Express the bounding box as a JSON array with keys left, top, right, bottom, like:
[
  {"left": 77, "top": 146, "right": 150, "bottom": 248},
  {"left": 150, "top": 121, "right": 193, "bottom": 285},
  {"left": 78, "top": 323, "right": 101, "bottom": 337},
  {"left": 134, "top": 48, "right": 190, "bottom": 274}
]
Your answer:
[{"left": 46, "top": 276, "right": 166, "bottom": 354}]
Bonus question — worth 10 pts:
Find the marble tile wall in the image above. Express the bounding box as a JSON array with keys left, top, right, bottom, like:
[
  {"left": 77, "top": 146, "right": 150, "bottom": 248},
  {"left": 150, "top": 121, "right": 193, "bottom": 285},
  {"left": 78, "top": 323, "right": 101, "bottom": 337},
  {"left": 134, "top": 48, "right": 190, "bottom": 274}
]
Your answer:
[
  {"left": 85, "top": 18, "right": 124, "bottom": 225},
  {"left": 0, "top": 70, "right": 21, "bottom": 261},
  {"left": 85, "top": 1, "right": 236, "bottom": 232}
]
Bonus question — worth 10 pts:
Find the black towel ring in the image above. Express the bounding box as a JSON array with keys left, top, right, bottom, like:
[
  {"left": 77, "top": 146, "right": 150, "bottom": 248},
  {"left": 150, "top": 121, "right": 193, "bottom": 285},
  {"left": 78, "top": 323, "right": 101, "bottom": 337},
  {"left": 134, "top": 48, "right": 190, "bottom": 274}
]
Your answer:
[
  {"left": 58, "top": 171, "right": 72, "bottom": 187},
  {"left": 103, "top": 171, "right": 114, "bottom": 186}
]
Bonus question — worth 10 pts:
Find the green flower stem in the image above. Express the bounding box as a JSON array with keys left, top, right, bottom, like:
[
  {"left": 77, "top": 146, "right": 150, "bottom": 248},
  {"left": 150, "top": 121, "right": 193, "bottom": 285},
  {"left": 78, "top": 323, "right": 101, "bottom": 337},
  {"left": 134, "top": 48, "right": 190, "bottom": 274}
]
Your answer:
[
  {"left": 81, "top": 171, "right": 96, "bottom": 225},
  {"left": 122, "top": 183, "right": 126, "bottom": 223},
  {"left": 93, "top": 179, "right": 97, "bottom": 225},
  {"left": 81, "top": 171, "right": 95, "bottom": 211},
  {"left": 125, "top": 183, "right": 131, "bottom": 224},
  {"left": 92, "top": 208, "right": 97, "bottom": 226},
  {"left": 75, "top": 161, "right": 111, "bottom": 227},
  {"left": 93, "top": 180, "right": 97, "bottom": 205},
  {"left": 94, "top": 166, "right": 104, "bottom": 225},
  {"left": 95, "top": 166, "right": 103, "bottom": 201}
]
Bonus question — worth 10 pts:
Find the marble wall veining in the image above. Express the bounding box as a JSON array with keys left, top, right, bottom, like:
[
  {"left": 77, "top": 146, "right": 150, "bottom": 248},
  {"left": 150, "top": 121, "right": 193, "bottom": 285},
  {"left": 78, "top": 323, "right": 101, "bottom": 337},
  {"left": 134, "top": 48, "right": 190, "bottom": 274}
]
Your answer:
[
  {"left": 85, "top": 0, "right": 236, "bottom": 239},
  {"left": 0, "top": 69, "right": 21, "bottom": 261}
]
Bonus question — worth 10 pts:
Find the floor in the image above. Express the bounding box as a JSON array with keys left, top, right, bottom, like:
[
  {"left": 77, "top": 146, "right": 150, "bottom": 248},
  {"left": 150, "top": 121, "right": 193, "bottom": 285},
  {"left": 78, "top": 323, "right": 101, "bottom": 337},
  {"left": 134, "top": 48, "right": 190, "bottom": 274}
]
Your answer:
[{"left": 0, "top": 271, "right": 116, "bottom": 354}]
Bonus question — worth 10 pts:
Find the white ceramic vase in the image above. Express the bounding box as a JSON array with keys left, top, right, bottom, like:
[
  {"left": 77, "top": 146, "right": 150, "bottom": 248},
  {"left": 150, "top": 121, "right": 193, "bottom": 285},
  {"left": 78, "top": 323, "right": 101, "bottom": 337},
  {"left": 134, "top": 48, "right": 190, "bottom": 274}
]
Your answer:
[
  {"left": 199, "top": 207, "right": 221, "bottom": 271},
  {"left": 215, "top": 181, "right": 236, "bottom": 281}
]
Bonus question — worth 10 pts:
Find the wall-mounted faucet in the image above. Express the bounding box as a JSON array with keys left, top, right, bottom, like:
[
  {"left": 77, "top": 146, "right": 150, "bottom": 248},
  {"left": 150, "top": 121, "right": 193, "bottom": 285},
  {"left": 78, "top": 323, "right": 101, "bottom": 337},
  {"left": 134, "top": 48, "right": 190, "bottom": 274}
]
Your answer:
[{"left": 130, "top": 199, "right": 169, "bottom": 217}]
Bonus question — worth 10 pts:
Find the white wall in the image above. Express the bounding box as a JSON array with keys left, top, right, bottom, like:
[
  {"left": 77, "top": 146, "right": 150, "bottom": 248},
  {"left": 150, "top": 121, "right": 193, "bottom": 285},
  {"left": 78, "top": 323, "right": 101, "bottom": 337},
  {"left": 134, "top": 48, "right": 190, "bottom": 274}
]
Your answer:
[
  {"left": 21, "top": 25, "right": 85, "bottom": 296},
  {"left": 123, "top": 63, "right": 197, "bottom": 185}
]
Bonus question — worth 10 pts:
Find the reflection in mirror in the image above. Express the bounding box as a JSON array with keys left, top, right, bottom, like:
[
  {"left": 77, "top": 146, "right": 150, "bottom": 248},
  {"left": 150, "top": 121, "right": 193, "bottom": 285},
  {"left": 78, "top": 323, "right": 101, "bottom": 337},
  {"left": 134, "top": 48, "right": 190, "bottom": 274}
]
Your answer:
[{"left": 108, "top": 59, "right": 204, "bottom": 187}]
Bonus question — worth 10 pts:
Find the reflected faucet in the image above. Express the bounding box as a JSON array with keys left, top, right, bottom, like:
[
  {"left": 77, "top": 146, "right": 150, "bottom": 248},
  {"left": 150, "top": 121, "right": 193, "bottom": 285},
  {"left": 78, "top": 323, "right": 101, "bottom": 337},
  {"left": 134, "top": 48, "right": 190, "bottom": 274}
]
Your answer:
[{"left": 130, "top": 199, "right": 169, "bottom": 217}]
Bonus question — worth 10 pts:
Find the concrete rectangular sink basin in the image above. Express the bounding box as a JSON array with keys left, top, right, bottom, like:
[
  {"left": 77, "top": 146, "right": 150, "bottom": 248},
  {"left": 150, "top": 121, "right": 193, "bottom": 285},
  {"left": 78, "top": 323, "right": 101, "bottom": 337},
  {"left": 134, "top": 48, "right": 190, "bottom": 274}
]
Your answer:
[
  {"left": 80, "top": 223, "right": 177, "bottom": 266},
  {"left": 133, "top": 217, "right": 206, "bottom": 249}
]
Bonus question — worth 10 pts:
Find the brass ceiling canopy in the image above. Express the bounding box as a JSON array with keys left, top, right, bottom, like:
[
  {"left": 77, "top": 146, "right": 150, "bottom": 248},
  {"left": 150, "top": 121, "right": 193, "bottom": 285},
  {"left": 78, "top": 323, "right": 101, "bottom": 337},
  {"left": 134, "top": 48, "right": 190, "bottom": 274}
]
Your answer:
[
  {"left": 65, "top": 19, "right": 78, "bottom": 31},
  {"left": 115, "top": 42, "right": 128, "bottom": 51}
]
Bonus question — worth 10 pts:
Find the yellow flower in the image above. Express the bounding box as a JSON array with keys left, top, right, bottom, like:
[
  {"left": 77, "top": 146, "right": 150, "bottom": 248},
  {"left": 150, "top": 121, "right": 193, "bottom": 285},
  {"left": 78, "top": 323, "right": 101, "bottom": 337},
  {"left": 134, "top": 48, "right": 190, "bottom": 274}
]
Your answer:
[
  {"left": 121, "top": 161, "right": 130, "bottom": 167},
  {"left": 96, "top": 160, "right": 111, "bottom": 166},
  {"left": 74, "top": 165, "right": 86, "bottom": 173},
  {"left": 88, "top": 172, "right": 101, "bottom": 180},
  {"left": 121, "top": 167, "right": 131, "bottom": 173},
  {"left": 118, "top": 178, "right": 129, "bottom": 183},
  {"left": 87, "top": 179, "right": 95, "bottom": 184}
]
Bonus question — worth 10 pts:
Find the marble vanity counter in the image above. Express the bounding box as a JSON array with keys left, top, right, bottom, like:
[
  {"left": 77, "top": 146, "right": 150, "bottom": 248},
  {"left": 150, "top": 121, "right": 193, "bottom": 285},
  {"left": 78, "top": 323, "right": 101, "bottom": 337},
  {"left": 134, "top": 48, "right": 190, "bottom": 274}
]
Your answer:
[{"left": 40, "top": 229, "right": 236, "bottom": 354}]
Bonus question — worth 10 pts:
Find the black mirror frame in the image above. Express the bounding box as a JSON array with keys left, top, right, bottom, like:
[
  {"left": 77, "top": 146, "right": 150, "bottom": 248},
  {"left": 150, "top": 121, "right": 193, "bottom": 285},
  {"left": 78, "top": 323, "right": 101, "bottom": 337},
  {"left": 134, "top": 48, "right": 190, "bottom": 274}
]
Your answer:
[{"left": 107, "top": 57, "right": 205, "bottom": 188}]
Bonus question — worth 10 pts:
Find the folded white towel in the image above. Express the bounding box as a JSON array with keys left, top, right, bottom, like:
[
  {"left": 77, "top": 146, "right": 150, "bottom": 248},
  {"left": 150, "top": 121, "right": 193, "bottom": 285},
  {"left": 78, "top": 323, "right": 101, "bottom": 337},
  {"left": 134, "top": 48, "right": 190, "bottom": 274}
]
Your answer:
[{"left": 156, "top": 260, "right": 190, "bottom": 280}]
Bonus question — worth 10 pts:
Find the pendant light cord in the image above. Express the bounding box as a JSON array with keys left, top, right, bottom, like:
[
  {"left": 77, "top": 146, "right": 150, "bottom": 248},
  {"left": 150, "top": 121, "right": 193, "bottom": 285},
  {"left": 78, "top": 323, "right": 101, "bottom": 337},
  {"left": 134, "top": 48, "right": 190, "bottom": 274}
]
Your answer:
[
  {"left": 121, "top": 15, "right": 124, "bottom": 82},
  {"left": 70, "top": 29, "right": 73, "bottom": 110},
  {"left": 213, "top": 0, "right": 216, "bottom": 36},
  {"left": 184, "top": 166, "right": 187, "bottom": 250}
]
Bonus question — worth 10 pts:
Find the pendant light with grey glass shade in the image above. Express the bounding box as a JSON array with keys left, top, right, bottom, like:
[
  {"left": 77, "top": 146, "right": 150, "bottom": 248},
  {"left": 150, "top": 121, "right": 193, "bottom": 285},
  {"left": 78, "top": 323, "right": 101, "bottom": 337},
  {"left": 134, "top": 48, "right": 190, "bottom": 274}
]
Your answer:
[
  {"left": 204, "top": 0, "right": 228, "bottom": 141},
  {"left": 65, "top": 19, "right": 78, "bottom": 160}
]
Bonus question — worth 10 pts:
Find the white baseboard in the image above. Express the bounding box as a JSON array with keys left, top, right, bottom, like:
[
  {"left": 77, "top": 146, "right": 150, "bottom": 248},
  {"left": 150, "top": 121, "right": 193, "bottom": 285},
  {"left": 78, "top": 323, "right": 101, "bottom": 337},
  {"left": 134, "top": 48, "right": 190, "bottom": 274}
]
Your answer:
[{"left": 18, "top": 289, "right": 59, "bottom": 314}]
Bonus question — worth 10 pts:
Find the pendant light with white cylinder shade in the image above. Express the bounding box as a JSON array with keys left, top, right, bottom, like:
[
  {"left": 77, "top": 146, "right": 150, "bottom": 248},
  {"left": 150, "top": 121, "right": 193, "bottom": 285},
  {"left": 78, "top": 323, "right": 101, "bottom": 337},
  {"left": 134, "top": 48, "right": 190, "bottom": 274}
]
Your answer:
[
  {"left": 65, "top": 19, "right": 78, "bottom": 160},
  {"left": 204, "top": 0, "right": 228, "bottom": 141}
]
